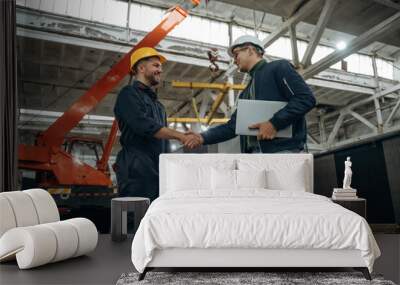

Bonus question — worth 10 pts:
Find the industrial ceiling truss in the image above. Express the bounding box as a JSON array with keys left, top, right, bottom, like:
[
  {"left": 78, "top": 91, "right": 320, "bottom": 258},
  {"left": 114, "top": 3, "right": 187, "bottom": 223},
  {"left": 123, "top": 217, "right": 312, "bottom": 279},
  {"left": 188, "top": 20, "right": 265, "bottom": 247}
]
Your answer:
[{"left": 15, "top": 0, "right": 400, "bottom": 153}]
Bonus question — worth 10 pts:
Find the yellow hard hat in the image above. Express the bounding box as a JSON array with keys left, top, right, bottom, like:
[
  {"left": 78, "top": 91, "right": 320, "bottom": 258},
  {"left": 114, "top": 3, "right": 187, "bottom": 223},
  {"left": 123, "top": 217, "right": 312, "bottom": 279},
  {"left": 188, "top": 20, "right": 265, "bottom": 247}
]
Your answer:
[{"left": 130, "top": 47, "right": 166, "bottom": 71}]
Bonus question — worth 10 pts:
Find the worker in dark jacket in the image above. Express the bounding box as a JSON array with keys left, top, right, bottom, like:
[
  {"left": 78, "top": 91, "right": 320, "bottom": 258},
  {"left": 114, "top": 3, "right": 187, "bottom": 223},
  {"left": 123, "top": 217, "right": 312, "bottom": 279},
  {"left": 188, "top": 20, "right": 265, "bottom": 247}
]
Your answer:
[
  {"left": 186, "top": 35, "right": 316, "bottom": 153},
  {"left": 114, "top": 47, "right": 197, "bottom": 201}
]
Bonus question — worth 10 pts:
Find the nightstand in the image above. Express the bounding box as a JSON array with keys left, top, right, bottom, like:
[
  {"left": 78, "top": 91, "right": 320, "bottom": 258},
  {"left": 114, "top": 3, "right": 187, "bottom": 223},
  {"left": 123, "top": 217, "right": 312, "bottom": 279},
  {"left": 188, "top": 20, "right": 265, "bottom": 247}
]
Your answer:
[
  {"left": 111, "top": 197, "right": 150, "bottom": 242},
  {"left": 331, "top": 198, "right": 367, "bottom": 219}
]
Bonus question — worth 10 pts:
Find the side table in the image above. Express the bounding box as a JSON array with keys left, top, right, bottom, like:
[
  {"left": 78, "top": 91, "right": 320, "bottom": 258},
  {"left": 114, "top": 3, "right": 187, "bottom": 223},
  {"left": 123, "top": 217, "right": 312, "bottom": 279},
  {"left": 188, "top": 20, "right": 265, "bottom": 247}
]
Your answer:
[
  {"left": 111, "top": 197, "right": 150, "bottom": 242},
  {"left": 331, "top": 197, "right": 366, "bottom": 219}
]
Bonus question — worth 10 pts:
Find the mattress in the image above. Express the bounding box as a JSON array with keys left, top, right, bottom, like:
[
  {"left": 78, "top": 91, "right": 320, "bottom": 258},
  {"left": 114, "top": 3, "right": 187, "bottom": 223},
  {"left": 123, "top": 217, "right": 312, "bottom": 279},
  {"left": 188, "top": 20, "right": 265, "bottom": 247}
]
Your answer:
[{"left": 131, "top": 190, "right": 380, "bottom": 273}]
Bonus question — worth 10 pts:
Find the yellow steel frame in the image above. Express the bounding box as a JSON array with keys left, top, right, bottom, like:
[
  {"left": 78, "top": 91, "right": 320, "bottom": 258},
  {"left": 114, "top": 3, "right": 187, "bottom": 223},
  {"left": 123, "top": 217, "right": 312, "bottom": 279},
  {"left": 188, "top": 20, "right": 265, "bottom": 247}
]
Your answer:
[
  {"left": 171, "top": 80, "right": 245, "bottom": 125},
  {"left": 172, "top": 81, "right": 245, "bottom": 91}
]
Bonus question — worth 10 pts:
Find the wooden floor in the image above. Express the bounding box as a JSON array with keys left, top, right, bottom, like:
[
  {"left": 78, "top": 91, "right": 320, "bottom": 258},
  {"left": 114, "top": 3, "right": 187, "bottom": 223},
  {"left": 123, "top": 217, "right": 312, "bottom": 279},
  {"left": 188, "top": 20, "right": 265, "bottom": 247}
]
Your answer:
[{"left": 0, "top": 234, "right": 134, "bottom": 285}]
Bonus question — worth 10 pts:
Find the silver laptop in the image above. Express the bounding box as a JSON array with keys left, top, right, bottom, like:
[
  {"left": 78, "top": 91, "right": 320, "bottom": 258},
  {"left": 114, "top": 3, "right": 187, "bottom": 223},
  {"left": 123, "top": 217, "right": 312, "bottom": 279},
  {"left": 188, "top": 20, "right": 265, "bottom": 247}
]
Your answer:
[{"left": 235, "top": 99, "right": 292, "bottom": 138}]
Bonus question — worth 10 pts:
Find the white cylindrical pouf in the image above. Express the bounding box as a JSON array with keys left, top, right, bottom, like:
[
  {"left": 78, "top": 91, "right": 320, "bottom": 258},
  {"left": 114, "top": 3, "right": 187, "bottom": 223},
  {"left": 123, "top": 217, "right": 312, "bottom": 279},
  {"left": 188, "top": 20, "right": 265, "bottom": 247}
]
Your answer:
[
  {"left": 0, "top": 226, "right": 57, "bottom": 269},
  {"left": 65, "top": 218, "right": 98, "bottom": 257},
  {"left": 1, "top": 192, "right": 39, "bottom": 227},
  {"left": 42, "top": 221, "right": 79, "bottom": 263},
  {"left": 24, "top": 189, "right": 60, "bottom": 223},
  {"left": 0, "top": 196, "right": 17, "bottom": 237}
]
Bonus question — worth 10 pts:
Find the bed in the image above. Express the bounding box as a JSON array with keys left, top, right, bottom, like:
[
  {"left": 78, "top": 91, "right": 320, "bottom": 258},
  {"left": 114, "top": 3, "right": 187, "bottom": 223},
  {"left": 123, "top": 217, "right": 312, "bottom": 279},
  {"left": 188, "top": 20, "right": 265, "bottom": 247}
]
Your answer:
[{"left": 131, "top": 154, "right": 380, "bottom": 280}]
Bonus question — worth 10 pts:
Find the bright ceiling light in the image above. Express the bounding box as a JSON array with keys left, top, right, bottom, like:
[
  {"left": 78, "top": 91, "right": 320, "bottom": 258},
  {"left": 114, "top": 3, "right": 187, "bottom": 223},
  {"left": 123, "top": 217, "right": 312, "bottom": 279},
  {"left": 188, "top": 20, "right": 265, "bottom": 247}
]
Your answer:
[{"left": 336, "top": 41, "right": 347, "bottom": 50}]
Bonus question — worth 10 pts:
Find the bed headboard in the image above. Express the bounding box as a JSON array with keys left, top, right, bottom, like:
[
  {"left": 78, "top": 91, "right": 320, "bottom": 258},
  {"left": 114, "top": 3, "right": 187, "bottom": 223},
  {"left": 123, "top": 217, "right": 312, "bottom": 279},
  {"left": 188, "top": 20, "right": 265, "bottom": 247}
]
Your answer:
[{"left": 159, "top": 154, "right": 314, "bottom": 195}]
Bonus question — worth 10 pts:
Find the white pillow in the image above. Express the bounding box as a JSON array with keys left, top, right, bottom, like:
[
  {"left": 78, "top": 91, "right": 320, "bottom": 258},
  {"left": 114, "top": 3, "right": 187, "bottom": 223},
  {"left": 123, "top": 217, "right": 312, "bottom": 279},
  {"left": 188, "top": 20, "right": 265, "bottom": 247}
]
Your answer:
[
  {"left": 237, "top": 159, "right": 308, "bottom": 192},
  {"left": 236, "top": 169, "right": 267, "bottom": 189},
  {"left": 211, "top": 169, "right": 267, "bottom": 190},
  {"left": 265, "top": 161, "right": 307, "bottom": 191},
  {"left": 211, "top": 168, "right": 236, "bottom": 190},
  {"left": 168, "top": 162, "right": 211, "bottom": 191},
  {"left": 167, "top": 160, "right": 236, "bottom": 192}
]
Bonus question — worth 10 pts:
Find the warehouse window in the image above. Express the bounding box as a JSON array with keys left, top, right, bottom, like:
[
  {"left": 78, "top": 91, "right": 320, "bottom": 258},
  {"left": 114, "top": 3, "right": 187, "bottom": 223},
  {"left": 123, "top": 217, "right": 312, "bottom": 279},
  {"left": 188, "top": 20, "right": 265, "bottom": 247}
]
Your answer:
[
  {"left": 170, "top": 14, "right": 229, "bottom": 46},
  {"left": 345, "top": 54, "right": 374, "bottom": 76},
  {"left": 129, "top": 3, "right": 164, "bottom": 32},
  {"left": 310, "top": 44, "right": 342, "bottom": 70},
  {"left": 231, "top": 25, "right": 269, "bottom": 41},
  {"left": 267, "top": 37, "right": 293, "bottom": 60},
  {"left": 20, "top": 0, "right": 129, "bottom": 27},
  {"left": 376, "top": 58, "right": 394, "bottom": 79},
  {"left": 129, "top": 3, "right": 229, "bottom": 46}
]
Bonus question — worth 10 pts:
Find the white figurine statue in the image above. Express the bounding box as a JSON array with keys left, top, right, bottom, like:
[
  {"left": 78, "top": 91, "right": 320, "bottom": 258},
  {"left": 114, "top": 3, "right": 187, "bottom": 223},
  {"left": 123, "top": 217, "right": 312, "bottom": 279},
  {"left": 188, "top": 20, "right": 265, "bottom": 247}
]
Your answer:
[{"left": 343, "top": 157, "right": 353, "bottom": 189}]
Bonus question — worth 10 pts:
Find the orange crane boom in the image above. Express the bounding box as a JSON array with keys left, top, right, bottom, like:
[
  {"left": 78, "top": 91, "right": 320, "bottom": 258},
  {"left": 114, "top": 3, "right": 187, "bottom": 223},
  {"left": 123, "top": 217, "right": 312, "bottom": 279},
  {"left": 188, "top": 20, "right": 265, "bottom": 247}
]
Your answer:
[{"left": 19, "top": 0, "right": 200, "bottom": 187}]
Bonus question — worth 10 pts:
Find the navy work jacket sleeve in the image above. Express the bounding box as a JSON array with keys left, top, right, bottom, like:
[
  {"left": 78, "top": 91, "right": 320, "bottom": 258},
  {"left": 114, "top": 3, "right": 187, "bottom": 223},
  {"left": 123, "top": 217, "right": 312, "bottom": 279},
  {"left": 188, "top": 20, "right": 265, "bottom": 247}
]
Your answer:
[
  {"left": 269, "top": 61, "right": 316, "bottom": 131},
  {"left": 201, "top": 110, "right": 237, "bottom": 145},
  {"left": 115, "top": 86, "right": 164, "bottom": 138}
]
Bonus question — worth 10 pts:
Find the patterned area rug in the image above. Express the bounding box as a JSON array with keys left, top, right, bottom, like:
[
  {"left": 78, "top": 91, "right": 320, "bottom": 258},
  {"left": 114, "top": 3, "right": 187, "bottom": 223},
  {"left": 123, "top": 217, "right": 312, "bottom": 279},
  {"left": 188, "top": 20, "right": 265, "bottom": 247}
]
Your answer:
[{"left": 116, "top": 271, "right": 396, "bottom": 285}]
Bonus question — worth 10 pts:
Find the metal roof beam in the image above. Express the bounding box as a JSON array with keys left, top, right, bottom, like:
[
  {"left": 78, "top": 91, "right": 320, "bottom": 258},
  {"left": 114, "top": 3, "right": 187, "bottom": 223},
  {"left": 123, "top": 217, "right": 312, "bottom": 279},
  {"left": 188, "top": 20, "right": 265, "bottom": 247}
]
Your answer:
[
  {"left": 348, "top": 110, "right": 378, "bottom": 132},
  {"left": 261, "top": 0, "right": 321, "bottom": 49},
  {"left": 17, "top": 8, "right": 397, "bottom": 92},
  {"left": 326, "top": 113, "right": 345, "bottom": 145},
  {"left": 301, "top": 12, "right": 400, "bottom": 79},
  {"left": 289, "top": 25, "right": 299, "bottom": 67},
  {"left": 322, "top": 125, "right": 400, "bottom": 152},
  {"left": 307, "top": 78, "right": 375, "bottom": 95},
  {"left": 301, "top": 0, "right": 338, "bottom": 68},
  {"left": 323, "top": 83, "right": 400, "bottom": 120},
  {"left": 384, "top": 96, "right": 400, "bottom": 126},
  {"left": 373, "top": 0, "right": 400, "bottom": 11}
]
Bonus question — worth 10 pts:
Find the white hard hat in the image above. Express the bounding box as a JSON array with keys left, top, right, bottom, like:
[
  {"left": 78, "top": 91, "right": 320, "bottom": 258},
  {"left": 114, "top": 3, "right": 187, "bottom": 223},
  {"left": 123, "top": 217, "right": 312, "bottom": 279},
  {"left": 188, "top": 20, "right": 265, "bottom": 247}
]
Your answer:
[{"left": 228, "top": 35, "right": 264, "bottom": 57}]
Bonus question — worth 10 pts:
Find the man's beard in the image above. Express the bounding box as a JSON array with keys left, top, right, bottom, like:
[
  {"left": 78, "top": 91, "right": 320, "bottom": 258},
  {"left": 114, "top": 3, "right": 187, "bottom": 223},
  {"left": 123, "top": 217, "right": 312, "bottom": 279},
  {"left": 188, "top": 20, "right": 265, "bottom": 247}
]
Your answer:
[
  {"left": 146, "top": 73, "right": 160, "bottom": 86},
  {"left": 239, "top": 66, "right": 248, "bottom": 73},
  {"left": 236, "top": 62, "right": 248, "bottom": 73}
]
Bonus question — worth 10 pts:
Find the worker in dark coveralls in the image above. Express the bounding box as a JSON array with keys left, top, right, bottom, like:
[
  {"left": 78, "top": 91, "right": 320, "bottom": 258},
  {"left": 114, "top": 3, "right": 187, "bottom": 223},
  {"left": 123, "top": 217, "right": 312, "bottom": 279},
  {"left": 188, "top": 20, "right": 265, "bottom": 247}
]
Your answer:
[
  {"left": 186, "top": 35, "right": 316, "bottom": 153},
  {"left": 114, "top": 47, "right": 198, "bottom": 201}
]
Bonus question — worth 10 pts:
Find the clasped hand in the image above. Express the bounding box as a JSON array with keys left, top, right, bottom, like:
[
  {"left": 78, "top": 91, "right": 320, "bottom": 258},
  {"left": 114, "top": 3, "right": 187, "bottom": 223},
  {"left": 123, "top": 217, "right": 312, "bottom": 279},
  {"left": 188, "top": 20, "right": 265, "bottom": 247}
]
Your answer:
[
  {"left": 179, "top": 131, "right": 204, "bottom": 149},
  {"left": 177, "top": 121, "right": 276, "bottom": 150}
]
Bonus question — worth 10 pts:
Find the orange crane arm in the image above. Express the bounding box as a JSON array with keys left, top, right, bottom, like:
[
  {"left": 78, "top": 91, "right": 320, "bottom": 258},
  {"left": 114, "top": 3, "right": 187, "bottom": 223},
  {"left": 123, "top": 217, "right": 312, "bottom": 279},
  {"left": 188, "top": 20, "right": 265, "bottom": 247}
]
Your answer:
[
  {"left": 97, "top": 120, "right": 119, "bottom": 172},
  {"left": 37, "top": 0, "right": 200, "bottom": 149},
  {"left": 19, "top": 1, "right": 200, "bottom": 187}
]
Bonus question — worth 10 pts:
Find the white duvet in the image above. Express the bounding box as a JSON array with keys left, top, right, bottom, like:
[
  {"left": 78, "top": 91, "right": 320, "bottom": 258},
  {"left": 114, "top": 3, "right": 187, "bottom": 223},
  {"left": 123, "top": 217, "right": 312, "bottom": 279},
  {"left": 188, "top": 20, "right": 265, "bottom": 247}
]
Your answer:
[{"left": 131, "top": 190, "right": 380, "bottom": 273}]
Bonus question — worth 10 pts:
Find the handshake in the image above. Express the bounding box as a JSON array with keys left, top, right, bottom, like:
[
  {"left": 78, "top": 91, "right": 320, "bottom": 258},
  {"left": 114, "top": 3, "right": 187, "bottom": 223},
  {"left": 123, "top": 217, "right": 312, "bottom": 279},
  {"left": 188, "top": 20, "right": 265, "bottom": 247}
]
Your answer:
[{"left": 178, "top": 131, "right": 204, "bottom": 149}]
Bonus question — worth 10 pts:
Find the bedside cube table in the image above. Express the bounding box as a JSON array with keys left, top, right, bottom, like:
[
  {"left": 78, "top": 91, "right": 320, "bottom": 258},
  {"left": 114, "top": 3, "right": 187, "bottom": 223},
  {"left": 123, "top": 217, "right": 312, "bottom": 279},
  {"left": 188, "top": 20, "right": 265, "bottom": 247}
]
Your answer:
[
  {"left": 111, "top": 197, "right": 150, "bottom": 242},
  {"left": 331, "top": 198, "right": 366, "bottom": 219}
]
